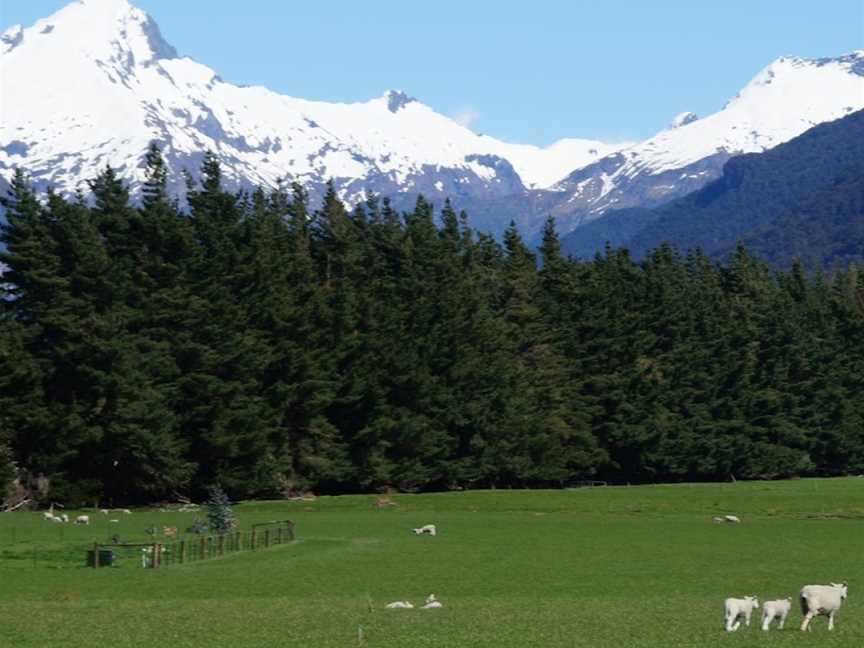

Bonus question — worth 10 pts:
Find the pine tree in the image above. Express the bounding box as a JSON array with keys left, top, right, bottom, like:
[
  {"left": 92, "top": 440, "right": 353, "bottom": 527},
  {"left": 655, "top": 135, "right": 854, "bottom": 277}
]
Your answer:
[{"left": 205, "top": 484, "right": 236, "bottom": 535}]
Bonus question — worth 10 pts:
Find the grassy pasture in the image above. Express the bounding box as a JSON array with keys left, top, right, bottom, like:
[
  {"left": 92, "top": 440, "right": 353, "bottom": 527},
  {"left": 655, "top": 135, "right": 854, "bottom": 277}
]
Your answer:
[{"left": 0, "top": 478, "right": 862, "bottom": 647}]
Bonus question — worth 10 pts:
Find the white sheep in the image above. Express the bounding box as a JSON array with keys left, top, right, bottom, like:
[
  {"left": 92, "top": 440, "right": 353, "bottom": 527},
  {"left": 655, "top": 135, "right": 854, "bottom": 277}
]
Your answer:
[
  {"left": 74, "top": 515, "right": 90, "bottom": 525},
  {"left": 724, "top": 515, "right": 741, "bottom": 523},
  {"left": 385, "top": 601, "right": 414, "bottom": 609},
  {"left": 724, "top": 596, "right": 759, "bottom": 631},
  {"left": 761, "top": 598, "right": 791, "bottom": 630},
  {"left": 59, "top": 513, "right": 69, "bottom": 523},
  {"left": 100, "top": 509, "right": 110, "bottom": 515},
  {"left": 800, "top": 583, "right": 848, "bottom": 631},
  {"left": 422, "top": 594, "right": 443, "bottom": 609},
  {"left": 412, "top": 524, "right": 437, "bottom": 536}
]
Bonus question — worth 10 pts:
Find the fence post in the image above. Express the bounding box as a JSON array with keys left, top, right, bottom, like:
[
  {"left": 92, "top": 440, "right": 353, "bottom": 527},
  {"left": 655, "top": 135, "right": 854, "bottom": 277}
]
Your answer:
[
  {"left": 286, "top": 521, "right": 295, "bottom": 541},
  {"left": 251, "top": 529, "right": 257, "bottom": 550},
  {"left": 93, "top": 542, "right": 100, "bottom": 568},
  {"left": 264, "top": 529, "right": 270, "bottom": 548},
  {"left": 237, "top": 531, "right": 242, "bottom": 551},
  {"left": 218, "top": 534, "right": 224, "bottom": 556},
  {"left": 180, "top": 540, "right": 186, "bottom": 564},
  {"left": 199, "top": 536, "right": 206, "bottom": 560},
  {"left": 277, "top": 527, "right": 283, "bottom": 545}
]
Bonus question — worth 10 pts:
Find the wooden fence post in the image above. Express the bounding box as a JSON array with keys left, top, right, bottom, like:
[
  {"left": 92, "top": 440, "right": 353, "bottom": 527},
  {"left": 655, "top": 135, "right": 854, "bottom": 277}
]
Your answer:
[
  {"left": 264, "top": 529, "right": 270, "bottom": 548},
  {"left": 180, "top": 540, "right": 186, "bottom": 564},
  {"left": 93, "top": 542, "right": 100, "bottom": 568},
  {"left": 199, "top": 536, "right": 206, "bottom": 560},
  {"left": 218, "top": 534, "right": 224, "bottom": 556},
  {"left": 251, "top": 529, "right": 257, "bottom": 550},
  {"left": 277, "top": 527, "right": 283, "bottom": 545}
]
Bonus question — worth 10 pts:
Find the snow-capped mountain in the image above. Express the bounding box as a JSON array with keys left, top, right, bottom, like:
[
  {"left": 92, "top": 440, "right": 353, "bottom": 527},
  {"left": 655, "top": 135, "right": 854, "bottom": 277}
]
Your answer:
[
  {"left": 1, "top": 0, "right": 862, "bottom": 242},
  {"left": 548, "top": 52, "right": 864, "bottom": 232},
  {"left": 0, "top": 0, "right": 624, "bottom": 210}
]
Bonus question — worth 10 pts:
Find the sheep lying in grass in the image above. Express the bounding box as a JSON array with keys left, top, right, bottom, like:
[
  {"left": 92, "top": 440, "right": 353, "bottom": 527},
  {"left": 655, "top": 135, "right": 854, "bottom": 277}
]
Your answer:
[
  {"left": 761, "top": 598, "right": 791, "bottom": 630},
  {"left": 385, "top": 600, "right": 414, "bottom": 609},
  {"left": 412, "top": 524, "right": 437, "bottom": 536},
  {"left": 422, "top": 594, "right": 443, "bottom": 609},
  {"left": 724, "top": 596, "right": 759, "bottom": 631}
]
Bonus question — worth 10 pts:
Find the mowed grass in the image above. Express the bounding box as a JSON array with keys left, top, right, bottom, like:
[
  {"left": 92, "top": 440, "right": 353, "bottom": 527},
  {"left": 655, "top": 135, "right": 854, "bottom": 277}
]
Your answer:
[{"left": 1, "top": 479, "right": 863, "bottom": 647}]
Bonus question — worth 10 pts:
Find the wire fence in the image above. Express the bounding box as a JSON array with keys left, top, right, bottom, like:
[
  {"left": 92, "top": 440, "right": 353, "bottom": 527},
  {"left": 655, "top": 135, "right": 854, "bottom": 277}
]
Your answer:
[{"left": 91, "top": 520, "right": 296, "bottom": 568}]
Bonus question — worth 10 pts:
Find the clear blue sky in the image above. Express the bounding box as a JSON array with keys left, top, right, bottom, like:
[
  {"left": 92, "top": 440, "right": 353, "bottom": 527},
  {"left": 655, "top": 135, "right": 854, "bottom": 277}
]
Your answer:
[{"left": 2, "top": 0, "right": 862, "bottom": 144}]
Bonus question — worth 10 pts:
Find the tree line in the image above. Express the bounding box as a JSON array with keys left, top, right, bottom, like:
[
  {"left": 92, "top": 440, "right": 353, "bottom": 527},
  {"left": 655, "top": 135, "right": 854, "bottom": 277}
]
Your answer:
[{"left": 2, "top": 145, "right": 863, "bottom": 505}]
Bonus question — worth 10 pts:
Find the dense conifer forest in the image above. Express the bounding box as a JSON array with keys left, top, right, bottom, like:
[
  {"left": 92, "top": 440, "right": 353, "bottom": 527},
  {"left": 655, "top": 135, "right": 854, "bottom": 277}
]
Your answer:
[{"left": 2, "top": 145, "right": 863, "bottom": 505}]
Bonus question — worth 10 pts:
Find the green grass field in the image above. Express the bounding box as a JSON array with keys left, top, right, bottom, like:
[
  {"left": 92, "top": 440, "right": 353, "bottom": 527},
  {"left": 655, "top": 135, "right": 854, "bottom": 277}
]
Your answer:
[{"left": 1, "top": 478, "right": 862, "bottom": 647}]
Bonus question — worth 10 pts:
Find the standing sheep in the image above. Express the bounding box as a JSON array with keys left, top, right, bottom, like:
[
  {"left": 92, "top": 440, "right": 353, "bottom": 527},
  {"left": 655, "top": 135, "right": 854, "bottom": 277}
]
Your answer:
[
  {"left": 724, "top": 596, "right": 759, "bottom": 632},
  {"left": 761, "top": 598, "right": 791, "bottom": 630},
  {"left": 800, "top": 582, "right": 848, "bottom": 631}
]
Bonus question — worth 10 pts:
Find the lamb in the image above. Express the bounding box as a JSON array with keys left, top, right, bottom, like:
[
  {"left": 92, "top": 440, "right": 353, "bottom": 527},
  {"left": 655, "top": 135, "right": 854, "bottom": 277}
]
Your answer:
[
  {"left": 800, "top": 582, "right": 848, "bottom": 631},
  {"left": 761, "top": 598, "right": 791, "bottom": 630},
  {"left": 422, "top": 594, "right": 443, "bottom": 609},
  {"left": 385, "top": 601, "right": 414, "bottom": 609},
  {"left": 412, "top": 524, "right": 437, "bottom": 536},
  {"left": 74, "top": 515, "right": 90, "bottom": 525},
  {"left": 724, "top": 596, "right": 759, "bottom": 632}
]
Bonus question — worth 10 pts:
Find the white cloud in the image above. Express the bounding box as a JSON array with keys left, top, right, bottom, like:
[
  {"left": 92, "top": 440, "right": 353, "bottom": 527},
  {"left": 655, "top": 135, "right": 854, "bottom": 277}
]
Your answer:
[{"left": 452, "top": 107, "right": 480, "bottom": 129}]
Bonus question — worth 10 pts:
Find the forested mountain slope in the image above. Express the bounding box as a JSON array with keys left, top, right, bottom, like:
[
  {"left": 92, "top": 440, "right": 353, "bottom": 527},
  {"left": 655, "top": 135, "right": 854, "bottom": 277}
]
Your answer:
[{"left": 561, "top": 110, "right": 864, "bottom": 264}]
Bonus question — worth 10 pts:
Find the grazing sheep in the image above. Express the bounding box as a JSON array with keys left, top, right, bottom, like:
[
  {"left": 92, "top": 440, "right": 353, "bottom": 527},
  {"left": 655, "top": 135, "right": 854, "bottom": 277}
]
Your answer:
[
  {"left": 59, "top": 513, "right": 69, "bottom": 523},
  {"left": 121, "top": 509, "right": 132, "bottom": 514},
  {"left": 42, "top": 511, "right": 56, "bottom": 521},
  {"left": 48, "top": 514, "right": 63, "bottom": 523},
  {"left": 422, "top": 594, "right": 443, "bottom": 609},
  {"left": 724, "top": 596, "right": 759, "bottom": 632},
  {"left": 724, "top": 515, "right": 741, "bottom": 523},
  {"left": 100, "top": 509, "right": 110, "bottom": 515},
  {"left": 385, "top": 601, "right": 414, "bottom": 609},
  {"left": 412, "top": 524, "right": 437, "bottom": 536},
  {"left": 800, "top": 583, "right": 848, "bottom": 631},
  {"left": 761, "top": 598, "right": 792, "bottom": 630},
  {"left": 74, "top": 515, "right": 90, "bottom": 525}
]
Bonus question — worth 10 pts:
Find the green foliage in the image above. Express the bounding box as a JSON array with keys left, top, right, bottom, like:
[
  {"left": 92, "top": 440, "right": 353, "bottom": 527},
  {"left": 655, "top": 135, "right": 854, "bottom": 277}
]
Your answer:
[{"left": 2, "top": 143, "right": 864, "bottom": 503}]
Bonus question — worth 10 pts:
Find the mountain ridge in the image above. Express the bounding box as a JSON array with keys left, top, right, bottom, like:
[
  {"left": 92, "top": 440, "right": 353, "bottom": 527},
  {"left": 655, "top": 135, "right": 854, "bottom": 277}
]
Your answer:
[{"left": 1, "top": 0, "right": 862, "bottom": 240}]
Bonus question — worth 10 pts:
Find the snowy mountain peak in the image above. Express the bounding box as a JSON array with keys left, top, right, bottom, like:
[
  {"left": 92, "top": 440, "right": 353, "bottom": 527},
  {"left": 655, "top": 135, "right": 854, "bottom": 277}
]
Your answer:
[
  {"left": 383, "top": 90, "right": 417, "bottom": 113},
  {"left": 670, "top": 112, "right": 699, "bottom": 128},
  {"left": 4, "top": 0, "right": 177, "bottom": 67}
]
